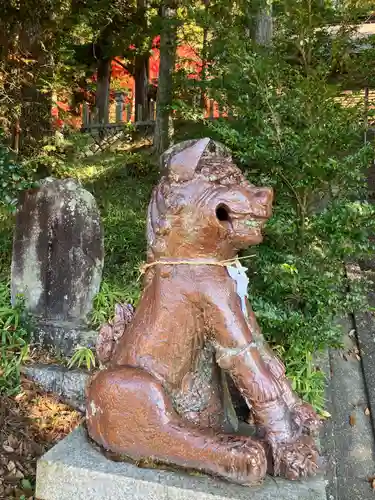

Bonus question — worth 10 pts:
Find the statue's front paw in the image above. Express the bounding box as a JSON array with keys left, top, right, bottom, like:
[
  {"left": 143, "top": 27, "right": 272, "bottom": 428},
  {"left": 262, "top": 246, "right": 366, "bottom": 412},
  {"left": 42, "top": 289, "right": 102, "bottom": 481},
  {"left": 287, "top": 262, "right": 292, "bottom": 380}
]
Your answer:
[
  {"left": 216, "top": 436, "right": 267, "bottom": 485},
  {"left": 96, "top": 323, "right": 115, "bottom": 364},
  {"left": 278, "top": 378, "right": 322, "bottom": 436},
  {"left": 96, "top": 303, "right": 135, "bottom": 364},
  {"left": 271, "top": 436, "right": 321, "bottom": 480},
  {"left": 292, "top": 402, "right": 322, "bottom": 436}
]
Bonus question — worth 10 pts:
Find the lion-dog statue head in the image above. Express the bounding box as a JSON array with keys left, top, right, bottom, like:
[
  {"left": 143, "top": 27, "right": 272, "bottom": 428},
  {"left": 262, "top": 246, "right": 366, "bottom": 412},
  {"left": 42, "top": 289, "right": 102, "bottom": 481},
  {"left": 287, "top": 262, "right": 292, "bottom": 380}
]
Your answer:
[{"left": 147, "top": 137, "right": 273, "bottom": 263}]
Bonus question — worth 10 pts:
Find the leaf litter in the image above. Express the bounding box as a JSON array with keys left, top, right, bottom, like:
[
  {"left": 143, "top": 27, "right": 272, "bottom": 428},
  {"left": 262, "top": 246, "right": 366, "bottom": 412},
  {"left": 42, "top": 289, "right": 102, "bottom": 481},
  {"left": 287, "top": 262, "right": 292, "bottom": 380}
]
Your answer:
[{"left": 0, "top": 376, "right": 82, "bottom": 498}]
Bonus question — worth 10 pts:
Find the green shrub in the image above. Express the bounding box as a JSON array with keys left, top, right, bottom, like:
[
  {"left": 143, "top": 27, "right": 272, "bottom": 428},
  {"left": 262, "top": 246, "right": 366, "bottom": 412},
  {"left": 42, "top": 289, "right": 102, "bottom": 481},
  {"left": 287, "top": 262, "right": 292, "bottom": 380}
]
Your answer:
[
  {"left": 203, "top": 11, "right": 375, "bottom": 408},
  {"left": 0, "top": 133, "right": 36, "bottom": 212},
  {"left": 0, "top": 282, "right": 31, "bottom": 395}
]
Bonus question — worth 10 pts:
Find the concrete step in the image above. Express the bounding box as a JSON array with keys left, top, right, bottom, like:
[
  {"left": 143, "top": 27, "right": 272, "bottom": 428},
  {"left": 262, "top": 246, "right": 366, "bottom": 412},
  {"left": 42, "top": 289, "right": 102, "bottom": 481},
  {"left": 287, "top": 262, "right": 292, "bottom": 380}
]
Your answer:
[{"left": 35, "top": 426, "right": 326, "bottom": 500}]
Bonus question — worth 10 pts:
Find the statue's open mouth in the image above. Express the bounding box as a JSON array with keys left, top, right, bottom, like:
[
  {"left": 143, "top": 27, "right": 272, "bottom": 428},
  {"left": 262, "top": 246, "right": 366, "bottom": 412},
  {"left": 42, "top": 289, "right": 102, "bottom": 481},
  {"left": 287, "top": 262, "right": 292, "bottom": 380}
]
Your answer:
[
  {"left": 216, "top": 204, "right": 270, "bottom": 232},
  {"left": 217, "top": 212, "right": 268, "bottom": 246},
  {"left": 240, "top": 216, "right": 267, "bottom": 238},
  {"left": 244, "top": 218, "right": 267, "bottom": 228}
]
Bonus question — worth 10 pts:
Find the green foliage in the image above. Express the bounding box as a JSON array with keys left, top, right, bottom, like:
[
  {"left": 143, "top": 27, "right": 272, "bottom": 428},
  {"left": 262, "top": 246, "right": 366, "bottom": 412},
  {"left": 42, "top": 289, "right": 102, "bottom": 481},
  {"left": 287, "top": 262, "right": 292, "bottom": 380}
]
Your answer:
[
  {"left": 67, "top": 345, "right": 96, "bottom": 371},
  {"left": 202, "top": 3, "right": 375, "bottom": 408},
  {"left": 0, "top": 282, "right": 30, "bottom": 395},
  {"left": 91, "top": 281, "right": 133, "bottom": 328},
  {"left": 0, "top": 135, "right": 36, "bottom": 211}
]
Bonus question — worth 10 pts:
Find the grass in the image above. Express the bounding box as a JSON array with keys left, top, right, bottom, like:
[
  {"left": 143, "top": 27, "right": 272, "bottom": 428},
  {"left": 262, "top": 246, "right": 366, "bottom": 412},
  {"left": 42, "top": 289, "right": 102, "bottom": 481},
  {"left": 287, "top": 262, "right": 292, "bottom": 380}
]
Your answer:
[
  {"left": 0, "top": 282, "right": 30, "bottom": 395},
  {"left": 0, "top": 144, "right": 158, "bottom": 392}
]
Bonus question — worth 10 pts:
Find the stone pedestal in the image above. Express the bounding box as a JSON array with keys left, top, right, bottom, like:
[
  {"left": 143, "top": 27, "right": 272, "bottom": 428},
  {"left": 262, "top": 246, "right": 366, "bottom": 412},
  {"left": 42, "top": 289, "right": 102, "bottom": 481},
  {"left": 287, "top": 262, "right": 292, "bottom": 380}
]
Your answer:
[
  {"left": 35, "top": 426, "right": 327, "bottom": 500},
  {"left": 32, "top": 320, "right": 97, "bottom": 356}
]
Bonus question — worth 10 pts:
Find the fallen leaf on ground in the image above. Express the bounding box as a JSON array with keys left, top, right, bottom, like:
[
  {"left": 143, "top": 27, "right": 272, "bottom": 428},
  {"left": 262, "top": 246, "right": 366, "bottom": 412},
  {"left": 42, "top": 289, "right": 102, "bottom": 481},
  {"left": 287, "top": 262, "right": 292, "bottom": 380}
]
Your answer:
[
  {"left": 21, "top": 478, "right": 33, "bottom": 490},
  {"left": 0, "top": 369, "right": 82, "bottom": 498},
  {"left": 7, "top": 461, "right": 16, "bottom": 472},
  {"left": 365, "top": 408, "right": 371, "bottom": 416},
  {"left": 349, "top": 414, "right": 356, "bottom": 426},
  {"left": 320, "top": 410, "right": 331, "bottom": 419}
]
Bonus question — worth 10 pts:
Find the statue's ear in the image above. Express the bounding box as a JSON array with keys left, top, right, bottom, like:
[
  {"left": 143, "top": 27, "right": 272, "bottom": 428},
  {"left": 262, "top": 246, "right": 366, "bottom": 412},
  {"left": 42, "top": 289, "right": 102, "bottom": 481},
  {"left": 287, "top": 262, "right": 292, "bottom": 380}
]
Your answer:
[{"left": 167, "top": 138, "right": 211, "bottom": 182}]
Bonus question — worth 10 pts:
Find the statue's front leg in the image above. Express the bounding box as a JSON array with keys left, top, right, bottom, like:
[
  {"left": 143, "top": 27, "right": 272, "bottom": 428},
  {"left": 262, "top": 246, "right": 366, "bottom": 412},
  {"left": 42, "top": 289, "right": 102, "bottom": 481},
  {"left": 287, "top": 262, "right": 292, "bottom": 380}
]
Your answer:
[
  {"left": 245, "top": 301, "right": 321, "bottom": 436},
  {"left": 249, "top": 397, "right": 320, "bottom": 479},
  {"left": 209, "top": 293, "right": 321, "bottom": 479}
]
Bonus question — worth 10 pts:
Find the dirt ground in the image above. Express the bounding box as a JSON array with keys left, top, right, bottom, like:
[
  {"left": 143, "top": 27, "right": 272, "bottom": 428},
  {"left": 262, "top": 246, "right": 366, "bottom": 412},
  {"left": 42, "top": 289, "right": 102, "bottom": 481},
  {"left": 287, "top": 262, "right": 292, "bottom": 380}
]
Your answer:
[{"left": 0, "top": 377, "right": 82, "bottom": 499}]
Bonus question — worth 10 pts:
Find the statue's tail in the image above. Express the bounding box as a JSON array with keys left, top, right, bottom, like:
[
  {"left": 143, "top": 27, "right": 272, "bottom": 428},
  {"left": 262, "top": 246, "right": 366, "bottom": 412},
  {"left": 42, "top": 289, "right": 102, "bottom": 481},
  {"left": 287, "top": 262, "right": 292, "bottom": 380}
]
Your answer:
[{"left": 95, "top": 303, "right": 135, "bottom": 365}]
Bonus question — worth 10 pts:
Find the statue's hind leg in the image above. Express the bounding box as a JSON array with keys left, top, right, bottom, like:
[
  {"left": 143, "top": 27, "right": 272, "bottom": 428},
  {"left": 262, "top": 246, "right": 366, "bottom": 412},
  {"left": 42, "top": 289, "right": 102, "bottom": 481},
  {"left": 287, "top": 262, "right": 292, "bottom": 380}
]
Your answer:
[{"left": 86, "top": 366, "right": 267, "bottom": 486}]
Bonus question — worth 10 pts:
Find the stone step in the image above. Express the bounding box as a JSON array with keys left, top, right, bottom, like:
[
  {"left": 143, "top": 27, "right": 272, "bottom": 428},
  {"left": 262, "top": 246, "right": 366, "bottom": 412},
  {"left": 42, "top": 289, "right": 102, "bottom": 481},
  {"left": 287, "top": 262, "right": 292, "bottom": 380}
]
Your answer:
[{"left": 35, "top": 426, "right": 326, "bottom": 500}]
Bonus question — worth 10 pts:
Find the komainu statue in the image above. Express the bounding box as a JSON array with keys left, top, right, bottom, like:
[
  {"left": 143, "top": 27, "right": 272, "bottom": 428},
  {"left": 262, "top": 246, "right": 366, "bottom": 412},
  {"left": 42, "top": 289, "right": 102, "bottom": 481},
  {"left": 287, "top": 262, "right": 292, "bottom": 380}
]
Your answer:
[{"left": 86, "top": 138, "right": 322, "bottom": 485}]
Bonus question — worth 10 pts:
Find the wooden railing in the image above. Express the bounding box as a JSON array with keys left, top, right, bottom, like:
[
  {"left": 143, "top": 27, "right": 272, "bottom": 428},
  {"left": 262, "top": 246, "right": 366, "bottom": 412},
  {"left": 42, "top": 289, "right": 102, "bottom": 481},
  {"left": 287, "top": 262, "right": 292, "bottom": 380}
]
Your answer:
[
  {"left": 81, "top": 91, "right": 157, "bottom": 133},
  {"left": 80, "top": 90, "right": 228, "bottom": 134}
]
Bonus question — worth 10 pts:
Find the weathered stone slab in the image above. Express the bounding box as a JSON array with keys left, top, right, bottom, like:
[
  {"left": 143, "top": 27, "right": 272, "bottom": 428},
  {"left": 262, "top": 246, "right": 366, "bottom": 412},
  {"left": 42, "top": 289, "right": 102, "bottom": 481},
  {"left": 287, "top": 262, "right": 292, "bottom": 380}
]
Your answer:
[
  {"left": 21, "top": 364, "right": 90, "bottom": 412},
  {"left": 11, "top": 177, "right": 104, "bottom": 355},
  {"left": 32, "top": 320, "right": 98, "bottom": 357},
  {"left": 35, "top": 426, "right": 327, "bottom": 500}
]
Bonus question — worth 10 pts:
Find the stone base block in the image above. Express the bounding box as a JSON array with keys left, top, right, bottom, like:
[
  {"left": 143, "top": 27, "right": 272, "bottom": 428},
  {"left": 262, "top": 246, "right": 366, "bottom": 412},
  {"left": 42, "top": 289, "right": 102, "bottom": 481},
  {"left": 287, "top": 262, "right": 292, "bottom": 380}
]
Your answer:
[
  {"left": 32, "top": 320, "right": 97, "bottom": 356},
  {"left": 35, "top": 426, "right": 327, "bottom": 500}
]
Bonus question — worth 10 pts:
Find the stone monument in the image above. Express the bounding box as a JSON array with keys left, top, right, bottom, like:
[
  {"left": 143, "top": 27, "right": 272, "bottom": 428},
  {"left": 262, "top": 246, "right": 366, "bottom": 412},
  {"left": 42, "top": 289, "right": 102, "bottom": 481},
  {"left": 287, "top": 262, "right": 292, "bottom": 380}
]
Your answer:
[
  {"left": 11, "top": 177, "right": 104, "bottom": 355},
  {"left": 85, "top": 138, "right": 322, "bottom": 485}
]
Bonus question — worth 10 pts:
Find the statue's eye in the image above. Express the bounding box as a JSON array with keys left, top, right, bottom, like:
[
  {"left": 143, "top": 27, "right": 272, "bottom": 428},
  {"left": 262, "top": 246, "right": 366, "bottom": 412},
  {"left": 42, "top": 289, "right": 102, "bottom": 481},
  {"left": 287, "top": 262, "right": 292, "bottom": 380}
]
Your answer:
[{"left": 216, "top": 204, "right": 230, "bottom": 222}]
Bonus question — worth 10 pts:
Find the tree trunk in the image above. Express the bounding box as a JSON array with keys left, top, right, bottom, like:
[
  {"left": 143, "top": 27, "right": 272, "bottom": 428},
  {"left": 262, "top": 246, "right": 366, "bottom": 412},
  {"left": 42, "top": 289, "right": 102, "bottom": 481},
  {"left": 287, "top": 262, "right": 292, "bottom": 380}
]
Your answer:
[
  {"left": 200, "top": 0, "right": 210, "bottom": 109},
  {"left": 95, "top": 58, "right": 111, "bottom": 125},
  {"left": 135, "top": 0, "right": 149, "bottom": 122},
  {"left": 19, "top": 86, "right": 52, "bottom": 153},
  {"left": 19, "top": 50, "right": 53, "bottom": 154},
  {"left": 153, "top": 3, "right": 178, "bottom": 155},
  {"left": 255, "top": 1, "right": 273, "bottom": 46},
  {"left": 135, "top": 54, "right": 149, "bottom": 122}
]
